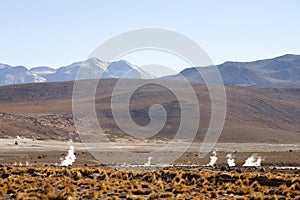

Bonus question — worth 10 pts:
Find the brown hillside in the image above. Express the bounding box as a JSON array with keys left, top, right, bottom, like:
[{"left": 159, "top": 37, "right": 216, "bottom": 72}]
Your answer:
[{"left": 0, "top": 79, "right": 299, "bottom": 143}]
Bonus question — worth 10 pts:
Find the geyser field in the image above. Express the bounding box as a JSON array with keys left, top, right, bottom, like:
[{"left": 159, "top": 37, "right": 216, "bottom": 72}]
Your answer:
[
  {"left": 1, "top": 138, "right": 299, "bottom": 167},
  {"left": 0, "top": 138, "right": 300, "bottom": 199}
]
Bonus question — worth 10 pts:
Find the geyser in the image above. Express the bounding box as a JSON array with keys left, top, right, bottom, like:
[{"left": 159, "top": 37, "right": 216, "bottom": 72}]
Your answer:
[
  {"left": 226, "top": 153, "right": 236, "bottom": 167},
  {"left": 243, "top": 154, "right": 263, "bottom": 167},
  {"left": 207, "top": 150, "right": 218, "bottom": 167},
  {"left": 61, "top": 139, "right": 76, "bottom": 166}
]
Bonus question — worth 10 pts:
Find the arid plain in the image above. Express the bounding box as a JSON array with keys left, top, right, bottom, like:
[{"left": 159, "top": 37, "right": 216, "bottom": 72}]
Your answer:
[{"left": 0, "top": 79, "right": 299, "bottom": 199}]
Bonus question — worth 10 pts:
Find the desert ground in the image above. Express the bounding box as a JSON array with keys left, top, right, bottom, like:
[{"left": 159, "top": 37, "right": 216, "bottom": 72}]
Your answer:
[
  {"left": 1, "top": 138, "right": 299, "bottom": 199},
  {"left": 0, "top": 138, "right": 300, "bottom": 200},
  {"left": 0, "top": 138, "right": 299, "bottom": 167}
]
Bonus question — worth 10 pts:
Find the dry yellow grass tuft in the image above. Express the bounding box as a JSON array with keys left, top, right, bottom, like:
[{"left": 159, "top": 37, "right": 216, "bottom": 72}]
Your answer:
[{"left": 0, "top": 166, "right": 299, "bottom": 199}]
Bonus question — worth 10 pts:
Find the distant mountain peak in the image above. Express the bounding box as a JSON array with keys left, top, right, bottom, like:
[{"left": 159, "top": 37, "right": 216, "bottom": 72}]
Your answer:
[
  {"left": 162, "top": 54, "right": 300, "bottom": 87},
  {"left": 0, "top": 58, "right": 156, "bottom": 86},
  {"left": 274, "top": 54, "right": 300, "bottom": 61}
]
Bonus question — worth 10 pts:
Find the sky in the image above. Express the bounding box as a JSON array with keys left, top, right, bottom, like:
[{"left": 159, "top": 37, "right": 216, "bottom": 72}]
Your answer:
[{"left": 0, "top": 0, "right": 299, "bottom": 73}]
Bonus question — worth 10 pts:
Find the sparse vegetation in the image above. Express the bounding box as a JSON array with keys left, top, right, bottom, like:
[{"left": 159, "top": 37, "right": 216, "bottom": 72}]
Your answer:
[{"left": 0, "top": 166, "right": 299, "bottom": 199}]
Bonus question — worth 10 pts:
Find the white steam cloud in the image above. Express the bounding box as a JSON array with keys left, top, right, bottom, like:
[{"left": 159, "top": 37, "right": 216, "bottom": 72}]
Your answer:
[
  {"left": 243, "top": 154, "right": 263, "bottom": 167},
  {"left": 226, "top": 153, "right": 236, "bottom": 167},
  {"left": 61, "top": 139, "right": 76, "bottom": 166},
  {"left": 207, "top": 150, "right": 218, "bottom": 166},
  {"left": 144, "top": 157, "right": 153, "bottom": 166}
]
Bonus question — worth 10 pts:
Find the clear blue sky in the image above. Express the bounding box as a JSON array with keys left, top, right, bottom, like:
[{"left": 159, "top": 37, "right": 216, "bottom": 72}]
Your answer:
[{"left": 0, "top": 0, "right": 299, "bottom": 71}]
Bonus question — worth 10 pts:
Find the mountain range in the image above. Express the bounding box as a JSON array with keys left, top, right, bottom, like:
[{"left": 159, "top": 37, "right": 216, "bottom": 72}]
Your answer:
[
  {"left": 0, "top": 54, "right": 299, "bottom": 87},
  {"left": 0, "top": 58, "right": 154, "bottom": 86},
  {"left": 163, "top": 54, "right": 300, "bottom": 87}
]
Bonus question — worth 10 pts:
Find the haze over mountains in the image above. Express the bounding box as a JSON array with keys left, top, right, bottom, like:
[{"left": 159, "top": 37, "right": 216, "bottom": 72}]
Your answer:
[{"left": 0, "top": 54, "right": 299, "bottom": 87}]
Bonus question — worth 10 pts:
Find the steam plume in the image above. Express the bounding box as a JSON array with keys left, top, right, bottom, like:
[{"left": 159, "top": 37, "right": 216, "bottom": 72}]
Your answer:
[
  {"left": 61, "top": 139, "right": 76, "bottom": 166},
  {"left": 243, "top": 154, "right": 263, "bottom": 167},
  {"left": 207, "top": 150, "right": 218, "bottom": 166},
  {"left": 144, "top": 157, "right": 153, "bottom": 166},
  {"left": 226, "top": 154, "right": 236, "bottom": 167}
]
